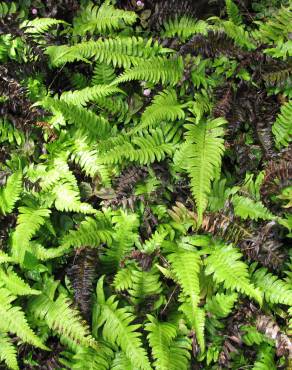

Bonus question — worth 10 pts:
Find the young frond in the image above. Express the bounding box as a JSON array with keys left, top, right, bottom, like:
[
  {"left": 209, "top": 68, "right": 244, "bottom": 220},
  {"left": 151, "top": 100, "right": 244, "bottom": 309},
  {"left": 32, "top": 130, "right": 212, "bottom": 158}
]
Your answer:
[
  {"left": 113, "top": 57, "right": 184, "bottom": 86},
  {"left": 0, "top": 251, "right": 13, "bottom": 264},
  {"left": 70, "top": 344, "right": 114, "bottom": 370},
  {"left": 61, "top": 212, "right": 113, "bottom": 249},
  {"left": 0, "top": 1, "right": 17, "bottom": 17},
  {"left": 232, "top": 195, "right": 276, "bottom": 221},
  {"left": 111, "top": 352, "right": 134, "bottom": 370},
  {"left": 272, "top": 100, "right": 292, "bottom": 149},
  {"left": 0, "top": 171, "right": 22, "bottom": 215},
  {"left": 0, "top": 267, "right": 40, "bottom": 296},
  {"left": 252, "top": 267, "right": 292, "bottom": 306},
  {"left": 162, "top": 16, "right": 208, "bottom": 40},
  {"left": 167, "top": 250, "right": 205, "bottom": 352},
  {"left": 91, "top": 62, "right": 116, "bottom": 85},
  {"left": 11, "top": 206, "right": 51, "bottom": 264},
  {"left": 252, "top": 344, "right": 276, "bottom": 370},
  {"left": 0, "top": 288, "right": 47, "bottom": 350},
  {"left": 29, "top": 293, "right": 98, "bottom": 348},
  {"left": 145, "top": 315, "right": 191, "bottom": 370},
  {"left": 204, "top": 243, "right": 262, "bottom": 304},
  {"left": 130, "top": 89, "right": 185, "bottom": 134},
  {"left": 73, "top": 1, "right": 137, "bottom": 35},
  {"left": 0, "top": 119, "right": 24, "bottom": 145},
  {"left": 46, "top": 37, "right": 169, "bottom": 68},
  {"left": 0, "top": 332, "right": 18, "bottom": 370},
  {"left": 96, "top": 278, "right": 152, "bottom": 370},
  {"left": 174, "top": 117, "right": 226, "bottom": 226}
]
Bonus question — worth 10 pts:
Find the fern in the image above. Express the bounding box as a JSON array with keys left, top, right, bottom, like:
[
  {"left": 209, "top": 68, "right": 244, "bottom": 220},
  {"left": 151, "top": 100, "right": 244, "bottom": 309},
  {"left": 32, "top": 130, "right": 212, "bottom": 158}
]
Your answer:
[
  {"left": 92, "top": 62, "right": 116, "bottom": 85},
  {"left": 204, "top": 243, "right": 262, "bottom": 304},
  {"left": 0, "top": 267, "right": 40, "bottom": 295},
  {"left": 252, "top": 344, "right": 276, "bottom": 370},
  {"left": 232, "top": 195, "right": 276, "bottom": 221},
  {"left": 113, "top": 57, "right": 184, "bottom": 86},
  {"left": 272, "top": 100, "right": 292, "bottom": 149},
  {"left": 46, "top": 37, "right": 169, "bottom": 68},
  {"left": 29, "top": 292, "right": 98, "bottom": 348},
  {"left": 73, "top": 1, "right": 137, "bottom": 35},
  {"left": 167, "top": 250, "right": 205, "bottom": 352},
  {"left": 251, "top": 267, "right": 292, "bottom": 306},
  {"left": 225, "top": 0, "right": 243, "bottom": 25},
  {"left": 146, "top": 315, "right": 191, "bottom": 370},
  {"left": 130, "top": 89, "right": 185, "bottom": 134},
  {"left": 0, "top": 332, "right": 18, "bottom": 370},
  {"left": 96, "top": 277, "right": 152, "bottom": 370},
  {"left": 0, "top": 1, "right": 17, "bottom": 17},
  {"left": 205, "top": 292, "right": 238, "bottom": 318},
  {"left": 21, "top": 17, "right": 68, "bottom": 34},
  {"left": 162, "top": 16, "right": 208, "bottom": 40},
  {"left": 0, "top": 171, "right": 22, "bottom": 215},
  {"left": 174, "top": 116, "right": 226, "bottom": 226},
  {"left": 0, "top": 119, "right": 24, "bottom": 145},
  {"left": 0, "top": 288, "right": 47, "bottom": 349}
]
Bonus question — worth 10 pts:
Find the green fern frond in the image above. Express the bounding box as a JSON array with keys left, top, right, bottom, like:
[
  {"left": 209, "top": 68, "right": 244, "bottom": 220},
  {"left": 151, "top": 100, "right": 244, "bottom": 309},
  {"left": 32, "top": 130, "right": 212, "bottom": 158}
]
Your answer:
[
  {"left": 11, "top": 206, "right": 51, "bottom": 263},
  {"left": 0, "top": 332, "right": 18, "bottom": 370},
  {"left": 60, "top": 84, "right": 122, "bottom": 106},
  {"left": 205, "top": 292, "right": 238, "bottom": 318},
  {"left": 111, "top": 352, "right": 134, "bottom": 370},
  {"left": 162, "top": 16, "right": 208, "bottom": 40},
  {"left": 252, "top": 267, "right": 292, "bottom": 306},
  {"left": 225, "top": 0, "right": 242, "bottom": 25},
  {"left": 232, "top": 195, "right": 276, "bottom": 221},
  {"left": 70, "top": 344, "right": 114, "bottom": 370},
  {"left": 29, "top": 292, "right": 98, "bottom": 348},
  {"left": 204, "top": 243, "right": 262, "bottom": 304},
  {"left": 46, "top": 37, "right": 169, "bottom": 68},
  {"left": 167, "top": 250, "right": 205, "bottom": 352},
  {"left": 61, "top": 212, "right": 113, "bottom": 249},
  {"left": 130, "top": 89, "right": 185, "bottom": 134},
  {"left": 113, "top": 56, "right": 183, "bottom": 86},
  {"left": 40, "top": 98, "right": 111, "bottom": 139},
  {"left": 21, "top": 17, "right": 68, "bottom": 34},
  {"left": 0, "top": 251, "right": 13, "bottom": 264},
  {"left": 0, "top": 267, "right": 40, "bottom": 295},
  {"left": 0, "top": 171, "right": 22, "bottom": 215},
  {"left": 241, "top": 325, "right": 267, "bottom": 346},
  {"left": 0, "top": 1, "right": 17, "bottom": 17},
  {"left": 252, "top": 344, "right": 276, "bottom": 370},
  {"left": 73, "top": 1, "right": 137, "bottom": 35},
  {"left": 100, "top": 125, "right": 181, "bottom": 165},
  {"left": 145, "top": 315, "right": 191, "bottom": 370},
  {"left": 96, "top": 277, "right": 152, "bottom": 370},
  {"left": 0, "top": 288, "right": 47, "bottom": 349},
  {"left": 92, "top": 62, "right": 116, "bottom": 85},
  {"left": 272, "top": 100, "right": 292, "bottom": 149},
  {"left": 174, "top": 117, "right": 226, "bottom": 226}
]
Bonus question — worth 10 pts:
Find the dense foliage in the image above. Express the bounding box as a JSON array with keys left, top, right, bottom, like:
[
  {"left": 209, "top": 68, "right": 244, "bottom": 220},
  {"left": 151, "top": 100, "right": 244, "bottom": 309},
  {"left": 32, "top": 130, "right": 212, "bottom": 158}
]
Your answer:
[{"left": 0, "top": 0, "right": 291, "bottom": 368}]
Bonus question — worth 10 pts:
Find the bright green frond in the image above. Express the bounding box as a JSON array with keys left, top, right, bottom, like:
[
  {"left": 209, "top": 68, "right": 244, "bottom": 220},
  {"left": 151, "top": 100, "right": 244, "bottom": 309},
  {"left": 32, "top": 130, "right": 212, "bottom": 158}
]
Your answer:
[
  {"left": 0, "top": 332, "right": 18, "bottom": 370},
  {"left": 272, "top": 100, "right": 292, "bottom": 149},
  {"left": 0, "top": 267, "right": 40, "bottom": 295},
  {"left": 232, "top": 195, "right": 276, "bottom": 221},
  {"left": 0, "top": 171, "right": 22, "bottom": 215},
  {"left": 162, "top": 16, "right": 208, "bottom": 40}
]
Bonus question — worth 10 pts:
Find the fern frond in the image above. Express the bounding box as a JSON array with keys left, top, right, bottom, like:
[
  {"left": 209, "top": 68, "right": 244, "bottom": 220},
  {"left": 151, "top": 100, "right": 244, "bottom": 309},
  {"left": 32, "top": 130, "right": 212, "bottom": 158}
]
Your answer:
[
  {"left": 0, "top": 332, "right": 18, "bottom": 370},
  {"left": 40, "top": 97, "right": 111, "bottom": 139},
  {"left": 70, "top": 344, "right": 114, "bottom": 370},
  {"left": 167, "top": 250, "right": 205, "bottom": 352},
  {"left": 146, "top": 315, "right": 191, "bottom": 370},
  {"left": 252, "top": 267, "right": 292, "bottom": 306},
  {"left": 61, "top": 212, "right": 113, "bottom": 249},
  {"left": 29, "top": 292, "right": 98, "bottom": 348},
  {"left": 175, "top": 117, "right": 226, "bottom": 226},
  {"left": 0, "top": 267, "right": 40, "bottom": 295},
  {"left": 0, "top": 119, "right": 24, "bottom": 145},
  {"left": 46, "top": 37, "right": 169, "bottom": 68},
  {"left": 0, "top": 288, "right": 47, "bottom": 349},
  {"left": 92, "top": 62, "right": 116, "bottom": 85},
  {"left": 60, "top": 84, "right": 122, "bottom": 106},
  {"left": 225, "top": 0, "right": 242, "bottom": 26},
  {"left": 113, "top": 57, "right": 183, "bottom": 86},
  {"left": 11, "top": 206, "right": 51, "bottom": 263},
  {"left": 0, "top": 1, "right": 17, "bottom": 17},
  {"left": 21, "top": 17, "right": 68, "bottom": 34},
  {"left": 96, "top": 277, "right": 152, "bottom": 370},
  {"left": 0, "top": 171, "right": 22, "bottom": 215},
  {"left": 130, "top": 89, "right": 185, "bottom": 134},
  {"left": 0, "top": 251, "right": 13, "bottom": 264},
  {"left": 162, "top": 16, "right": 208, "bottom": 40},
  {"left": 73, "top": 1, "right": 137, "bottom": 35},
  {"left": 272, "top": 100, "right": 292, "bottom": 149},
  {"left": 252, "top": 344, "right": 276, "bottom": 370},
  {"left": 205, "top": 292, "right": 238, "bottom": 318},
  {"left": 232, "top": 195, "right": 276, "bottom": 221},
  {"left": 111, "top": 352, "right": 134, "bottom": 370},
  {"left": 204, "top": 243, "right": 262, "bottom": 304}
]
